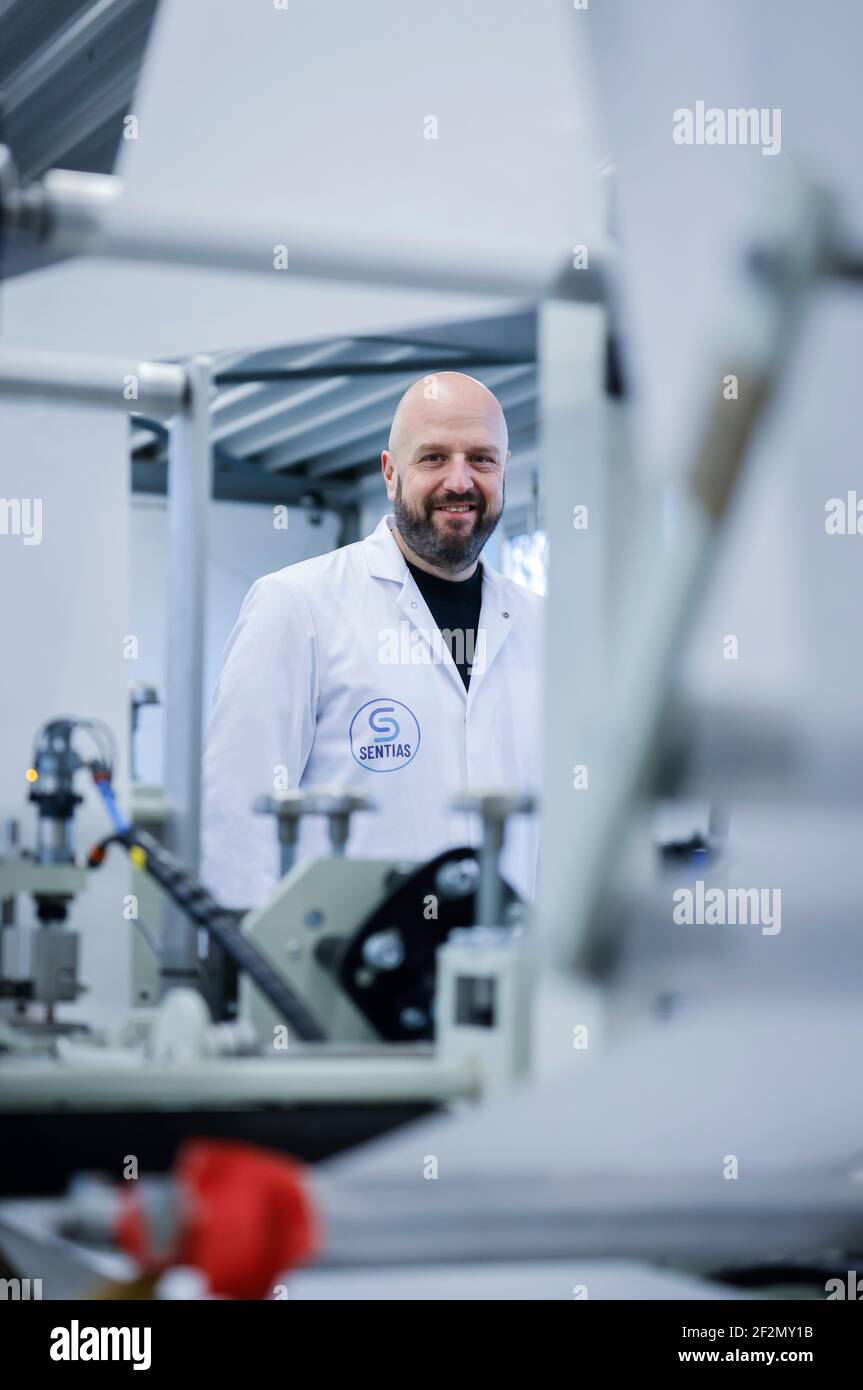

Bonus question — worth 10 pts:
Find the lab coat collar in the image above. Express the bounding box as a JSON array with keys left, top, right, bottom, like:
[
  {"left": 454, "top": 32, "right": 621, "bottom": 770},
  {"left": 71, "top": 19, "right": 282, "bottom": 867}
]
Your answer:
[
  {"left": 362, "top": 513, "right": 517, "bottom": 698},
  {"left": 363, "top": 513, "right": 410, "bottom": 582}
]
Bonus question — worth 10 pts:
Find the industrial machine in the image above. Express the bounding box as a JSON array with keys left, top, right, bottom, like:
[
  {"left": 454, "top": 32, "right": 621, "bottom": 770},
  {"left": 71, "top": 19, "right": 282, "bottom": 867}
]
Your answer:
[{"left": 0, "top": 715, "right": 537, "bottom": 1195}]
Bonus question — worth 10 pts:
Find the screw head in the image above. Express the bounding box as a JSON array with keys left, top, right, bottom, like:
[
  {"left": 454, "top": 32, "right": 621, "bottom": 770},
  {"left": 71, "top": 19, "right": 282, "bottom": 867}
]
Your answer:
[
  {"left": 399, "top": 1006, "right": 427, "bottom": 1032},
  {"left": 362, "top": 929, "right": 405, "bottom": 972},
  {"left": 436, "top": 858, "right": 479, "bottom": 899}
]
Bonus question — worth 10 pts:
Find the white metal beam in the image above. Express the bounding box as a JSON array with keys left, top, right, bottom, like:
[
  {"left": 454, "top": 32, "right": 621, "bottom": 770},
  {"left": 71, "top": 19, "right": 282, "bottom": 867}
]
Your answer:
[{"left": 0, "top": 345, "right": 185, "bottom": 417}]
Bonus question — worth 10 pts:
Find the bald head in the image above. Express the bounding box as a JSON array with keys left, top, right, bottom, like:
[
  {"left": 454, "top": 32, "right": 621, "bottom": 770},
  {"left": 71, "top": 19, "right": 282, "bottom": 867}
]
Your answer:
[
  {"left": 387, "top": 372, "right": 509, "bottom": 458},
  {"left": 381, "top": 371, "right": 510, "bottom": 577}
]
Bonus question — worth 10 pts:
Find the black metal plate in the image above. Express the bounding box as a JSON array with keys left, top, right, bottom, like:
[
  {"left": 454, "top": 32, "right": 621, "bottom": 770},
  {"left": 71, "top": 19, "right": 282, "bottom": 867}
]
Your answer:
[{"left": 337, "top": 846, "right": 519, "bottom": 1042}]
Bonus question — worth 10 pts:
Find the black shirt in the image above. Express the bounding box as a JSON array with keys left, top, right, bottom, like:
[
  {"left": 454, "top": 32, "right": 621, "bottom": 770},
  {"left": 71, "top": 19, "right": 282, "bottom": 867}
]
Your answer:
[{"left": 406, "top": 559, "right": 484, "bottom": 691}]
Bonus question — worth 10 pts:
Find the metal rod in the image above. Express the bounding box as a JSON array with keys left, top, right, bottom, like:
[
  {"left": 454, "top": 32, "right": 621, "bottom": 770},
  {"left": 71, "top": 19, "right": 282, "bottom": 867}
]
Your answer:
[
  {"left": 312, "top": 1170, "right": 863, "bottom": 1270},
  {"left": 0, "top": 1054, "right": 476, "bottom": 1108},
  {"left": 214, "top": 359, "right": 534, "bottom": 384},
  {"left": 160, "top": 355, "right": 212, "bottom": 988},
  {"left": 5, "top": 161, "right": 613, "bottom": 304},
  {"left": 477, "top": 824, "right": 504, "bottom": 929},
  {"left": 0, "top": 347, "right": 186, "bottom": 418},
  {"left": 535, "top": 300, "right": 608, "bottom": 969},
  {"left": 97, "top": 218, "right": 609, "bottom": 303}
]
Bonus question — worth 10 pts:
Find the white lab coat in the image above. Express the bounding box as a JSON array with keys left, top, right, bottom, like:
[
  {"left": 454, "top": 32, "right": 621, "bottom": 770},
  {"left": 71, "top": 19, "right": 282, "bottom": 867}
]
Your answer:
[{"left": 200, "top": 514, "right": 544, "bottom": 910}]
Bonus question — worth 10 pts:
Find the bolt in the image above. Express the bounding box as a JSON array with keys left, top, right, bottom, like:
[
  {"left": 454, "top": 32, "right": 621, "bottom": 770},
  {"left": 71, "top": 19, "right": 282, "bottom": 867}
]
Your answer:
[
  {"left": 362, "top": 929, "right": 404, "bottom": 972},
  {"left": 399, "top": 1006, "right": 427, "bottom": 1031},
  {"left": 435, "top": 857, "right": 479, "bottom": 899}
]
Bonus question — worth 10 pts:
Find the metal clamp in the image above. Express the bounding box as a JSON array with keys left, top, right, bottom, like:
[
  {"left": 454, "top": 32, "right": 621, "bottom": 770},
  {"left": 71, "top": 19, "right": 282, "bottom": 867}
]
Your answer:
[
  {"left": 254, "top": 786, "right": 377, "bottom": 876},
  {"left": 450, "top": 789, "right": 537, "bottom": 928}
]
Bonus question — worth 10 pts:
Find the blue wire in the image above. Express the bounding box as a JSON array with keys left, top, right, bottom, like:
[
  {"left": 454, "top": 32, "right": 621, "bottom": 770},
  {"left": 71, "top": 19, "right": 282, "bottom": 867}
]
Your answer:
[{"left": 95, "top": 778, "right": 132, "bottom": 838}]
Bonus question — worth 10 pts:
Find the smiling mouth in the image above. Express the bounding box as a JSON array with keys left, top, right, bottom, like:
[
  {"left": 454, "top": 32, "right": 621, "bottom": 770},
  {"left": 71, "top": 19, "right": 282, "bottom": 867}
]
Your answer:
[{"left": 434, "top": 503, "right": 477, "bottom": 516}]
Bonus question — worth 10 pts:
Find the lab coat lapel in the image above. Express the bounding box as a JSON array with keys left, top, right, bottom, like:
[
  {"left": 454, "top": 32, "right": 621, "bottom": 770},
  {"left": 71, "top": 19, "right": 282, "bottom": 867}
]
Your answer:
[
  {"left": 395, "top": 576, "right": 467, "bottom": 698},
  {"left": 471, "top": 563, "right": 517, "bottom": 695},
  {"left": 361, "top": 515, "right": 518, "bottom": 696},
  {"left": 363, "top": 514, "right": 466, "bottom": 697}
]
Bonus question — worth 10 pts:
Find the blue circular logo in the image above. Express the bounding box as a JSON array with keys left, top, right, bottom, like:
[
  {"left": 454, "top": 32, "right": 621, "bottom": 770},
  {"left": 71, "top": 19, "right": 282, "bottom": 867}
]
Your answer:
[{"left": 349, "top": 698, "right": 421, "bottom": 772}]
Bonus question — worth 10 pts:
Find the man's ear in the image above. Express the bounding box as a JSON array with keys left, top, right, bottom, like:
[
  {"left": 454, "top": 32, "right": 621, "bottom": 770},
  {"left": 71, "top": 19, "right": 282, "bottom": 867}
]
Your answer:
[{"left": 381, "top": 451, "right": 396, "bottom": 499}]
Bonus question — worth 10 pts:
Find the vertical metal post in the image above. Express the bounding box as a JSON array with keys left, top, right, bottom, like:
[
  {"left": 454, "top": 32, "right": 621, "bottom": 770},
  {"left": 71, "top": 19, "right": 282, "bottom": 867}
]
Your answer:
[
  {"left": 161, "top": 355, "right": 212, "bottom": 988},
  {"left": 477, "top": 821, "right": 504, "bottom": 930},
  {"left": 336, "top": 504, "right": 362, "bottom": 547},
  {"left": 534, "top": 301, "right": 607, "bottom": 970}
]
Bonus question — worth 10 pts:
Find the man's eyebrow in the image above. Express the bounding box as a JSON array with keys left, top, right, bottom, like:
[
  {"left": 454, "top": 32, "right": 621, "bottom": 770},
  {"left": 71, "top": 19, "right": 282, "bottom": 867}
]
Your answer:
[{"left": 413, "top": 443, "right": 501, "bottom": 456}]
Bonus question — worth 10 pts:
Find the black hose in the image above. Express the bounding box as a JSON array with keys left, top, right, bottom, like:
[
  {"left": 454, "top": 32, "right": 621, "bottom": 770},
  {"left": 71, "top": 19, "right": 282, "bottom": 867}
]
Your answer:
[{"left": 93, "top": 829, "right": 327, "bottom": 1042}]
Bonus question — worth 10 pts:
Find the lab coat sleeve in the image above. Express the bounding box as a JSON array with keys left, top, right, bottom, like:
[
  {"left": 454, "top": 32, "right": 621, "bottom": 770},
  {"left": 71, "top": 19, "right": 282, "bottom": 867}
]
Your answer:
[{"left": 200, "top": 574, "right": 318, "bottom": 910}]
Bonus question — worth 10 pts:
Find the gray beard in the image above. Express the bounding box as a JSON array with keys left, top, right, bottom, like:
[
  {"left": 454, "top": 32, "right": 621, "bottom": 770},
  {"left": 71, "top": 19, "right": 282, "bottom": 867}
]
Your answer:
[{"left": 392, "top": 477, "right": 504, "bottom": 572}]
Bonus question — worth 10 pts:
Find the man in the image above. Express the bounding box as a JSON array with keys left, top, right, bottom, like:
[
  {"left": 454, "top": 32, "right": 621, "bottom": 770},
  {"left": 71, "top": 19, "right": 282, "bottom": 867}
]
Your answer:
[{"left": 200, "top": 371, "right": 543, "bottom": 911}]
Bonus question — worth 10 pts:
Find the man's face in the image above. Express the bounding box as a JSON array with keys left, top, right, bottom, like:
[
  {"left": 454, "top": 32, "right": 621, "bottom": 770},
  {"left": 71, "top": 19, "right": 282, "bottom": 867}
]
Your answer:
[{"left": 385, "top": 420, "right": 507, "bottom": 570}]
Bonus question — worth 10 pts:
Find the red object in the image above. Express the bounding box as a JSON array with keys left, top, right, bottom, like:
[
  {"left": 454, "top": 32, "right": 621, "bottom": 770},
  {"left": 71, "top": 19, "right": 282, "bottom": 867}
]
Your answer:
[{"left": 116, "top": 1139, "right": 322, "bottom": 1299}]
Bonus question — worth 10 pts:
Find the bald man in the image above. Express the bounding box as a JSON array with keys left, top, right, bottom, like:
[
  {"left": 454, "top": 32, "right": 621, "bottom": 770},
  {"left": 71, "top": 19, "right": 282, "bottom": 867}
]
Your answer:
[{"left": 201, "top": 372, "right": 543, "bottom": 918}]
